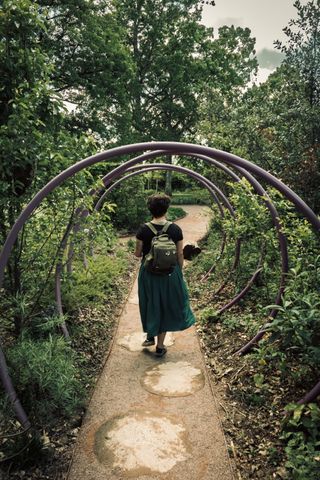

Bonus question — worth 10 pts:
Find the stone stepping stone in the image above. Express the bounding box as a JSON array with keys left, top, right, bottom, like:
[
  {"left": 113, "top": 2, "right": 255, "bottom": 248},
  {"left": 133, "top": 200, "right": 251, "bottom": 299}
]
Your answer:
[
  {"left": 117, "top": 332, "right": 174, "bottom": 352},
  {"left": 94, "top": 410, "right": 190, "bottom": 476},
  {"left": 141, "top": 361, "right": 205, "bottom": 397}
]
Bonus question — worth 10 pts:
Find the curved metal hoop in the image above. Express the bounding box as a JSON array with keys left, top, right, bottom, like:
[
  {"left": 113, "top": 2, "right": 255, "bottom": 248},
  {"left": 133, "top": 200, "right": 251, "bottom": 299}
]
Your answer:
[
  {"left": 97, "top": 151, "right": 289, "bottom": 326},
  {"left": 55, "top": 163, "right": 230, "bottom": 325}
]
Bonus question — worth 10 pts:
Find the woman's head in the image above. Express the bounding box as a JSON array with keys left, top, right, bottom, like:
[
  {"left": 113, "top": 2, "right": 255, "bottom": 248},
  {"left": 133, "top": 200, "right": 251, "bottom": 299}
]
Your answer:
[{"left": 147, "top": 194, "right": 171, "bottom": 218}]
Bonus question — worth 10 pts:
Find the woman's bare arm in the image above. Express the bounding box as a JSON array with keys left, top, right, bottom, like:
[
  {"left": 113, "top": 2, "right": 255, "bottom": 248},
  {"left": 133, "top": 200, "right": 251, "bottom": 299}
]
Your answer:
[
  {"left": 134, "top": 239, "right": 143, "bottom": 258},
  {"left": 176, "top": 240, "right": 184, "bottom": 268}
]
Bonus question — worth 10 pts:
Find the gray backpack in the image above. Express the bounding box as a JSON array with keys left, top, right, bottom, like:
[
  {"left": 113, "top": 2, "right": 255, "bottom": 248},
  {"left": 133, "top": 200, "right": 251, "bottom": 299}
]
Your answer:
[{"left": 144, "top": 222, "right": 177, "bottom": 275}]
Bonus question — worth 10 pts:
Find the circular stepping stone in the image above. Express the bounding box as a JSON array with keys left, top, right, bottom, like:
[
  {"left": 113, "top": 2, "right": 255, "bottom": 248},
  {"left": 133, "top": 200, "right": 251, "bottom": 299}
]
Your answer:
[
  {"left": 117, "top": 332, "right": 174, "bottom": 352},
  {"left": 141, "top": 361, "right": 205, "bottom": 397},
  {"left": 94, "top": 410, "right": 190, "bottom": 476}
]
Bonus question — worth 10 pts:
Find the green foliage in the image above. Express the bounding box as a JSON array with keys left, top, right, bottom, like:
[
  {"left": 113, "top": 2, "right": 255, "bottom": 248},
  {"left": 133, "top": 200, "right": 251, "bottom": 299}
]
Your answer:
[
  {"left": 166, "top": 206, "right": 186, "bottom": 221},
  {"left": 126, "top": 238, "right": 135, "bottom": 253},
  {"left": 281, "top": 403, "right": 320, "bottom": 479},
  {"left": 198, "top": 180, "right": 281, "bottom": 300},
  {"left": 186, "top": 177, "right": 320, "bottom": 479},
  {"left": 198, "top": 307, "right": 218, "bottom": 323},
  {"left": 265, "top": 258, "right": 320, "bottom": 368},
  {"left": 109, "top": 177, "right": 149, "bottom": 232},
  {"left": 62, "top": 252, "right": 127, "bottom": 312},
  {"left": 198, "top": 0, "right": 320, "bottom": 213},
  {"left": 109, "top": 180, "right": 187, "bottom": 231},
  {"left": 171, "top": 189, "right": 212, "bottom": 205},
  {"left": 6, "top": 335, "right": 83, "bottom": 425},
  {"left": 115, "top": 0, "right": 256, "bottom": 143}
]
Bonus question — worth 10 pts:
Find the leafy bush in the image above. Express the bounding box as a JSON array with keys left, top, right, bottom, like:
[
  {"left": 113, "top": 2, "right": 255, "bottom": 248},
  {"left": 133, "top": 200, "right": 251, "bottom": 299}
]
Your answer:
[
  {"left": 167, "top": 206, "right": 186, "bottom": 221},
  {"left": 171, "top": 189, "right": 212, "bottom": 205},
  {"left": 6, "top": 335, "right": 83, "bottom": 425},
  {"left": 186, "top": 179, "right": 320, "bottom": 479},
  {"left": 282, "top": 403, "right": 320, "bottom": 480},
  {"left": 62, "top": 251, "right": 127, "bottom": 312},
  {"left": 109, "top": 177, "right": 149, "bottom": 231}
]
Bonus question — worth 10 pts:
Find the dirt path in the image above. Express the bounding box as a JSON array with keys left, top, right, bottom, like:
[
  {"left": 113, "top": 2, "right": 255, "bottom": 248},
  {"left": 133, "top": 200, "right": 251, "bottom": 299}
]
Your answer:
[{"left": 68, "top": 205, "right": 235, "bottom": 480}]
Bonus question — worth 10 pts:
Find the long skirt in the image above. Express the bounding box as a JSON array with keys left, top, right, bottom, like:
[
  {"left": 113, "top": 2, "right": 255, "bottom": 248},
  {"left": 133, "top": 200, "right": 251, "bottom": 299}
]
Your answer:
[{"left": 138, "top": 263, "right": 195, "bottom": 337}]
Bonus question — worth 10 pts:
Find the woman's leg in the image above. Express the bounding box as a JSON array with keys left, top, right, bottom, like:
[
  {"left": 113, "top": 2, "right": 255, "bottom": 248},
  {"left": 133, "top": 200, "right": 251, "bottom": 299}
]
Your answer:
[{"left": 157, "top": 332, "right": 166, "bottom": 348}]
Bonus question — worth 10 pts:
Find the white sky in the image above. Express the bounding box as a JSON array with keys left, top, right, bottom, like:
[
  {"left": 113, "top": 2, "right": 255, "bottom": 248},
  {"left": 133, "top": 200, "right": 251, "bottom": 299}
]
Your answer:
[
  {"left": 202, "top": 0, "right": 299, "bottom": 82},
  {"left": 202, "top": 0, "right": 297, "bottom": 52}
]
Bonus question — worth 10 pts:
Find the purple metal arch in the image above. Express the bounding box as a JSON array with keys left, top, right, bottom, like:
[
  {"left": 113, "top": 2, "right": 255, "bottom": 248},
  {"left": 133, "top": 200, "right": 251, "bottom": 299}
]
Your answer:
[
  {"left": 44, "top": 148, "right": 281, "bottom": 325},
  {"left": 97, "top": 159, "right": 241, "bottom": 294},
  {"left": 95, "top": 166, "right": 272, "bottom": 321},
  {"left": 61, "top": 158, "right": 270, "bottom": 343},
  {"left": 54, "top": 163, "right": 229, "bottom": 324},
  {"left": 0, "top": 345, "right": 31, "bottom": 429},
  {"left": 96, "top": 164, "right": 233, "bottom": 215},
  {"left": 74, "top": 151, "right": 288, "bottom": 338},
  {"left": 65, "top": 150, "right": 239, "bottom": 287},
  {"left": 1, "top": 141, "right": 319, "bottom": 427},
  {"left": 95, "top": 162, "right": 285, "bottom": 328},
  {"left": 98, "top": 153, "right": 289, "bottom": 323},
  {"left": 98, "top": 150, "right": 241, "bottom": 284},
  {"left": 117, "top": 150, "right": 289, "bottom": 349}
]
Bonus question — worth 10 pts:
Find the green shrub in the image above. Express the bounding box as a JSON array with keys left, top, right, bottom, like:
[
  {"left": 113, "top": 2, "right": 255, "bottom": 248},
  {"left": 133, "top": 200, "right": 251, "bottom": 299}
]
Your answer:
[
  {"left": 171, "top": 189, "right": 211, "bottom": 205},
  {"left": 62, "top": 252, "right": 127, "bottom": 312},
  {"left": 281, "top": 403, "right": 320, "bottom": 480},
  {"left": 167, "top": 206, "right": 186, "bottom": 221},
  {"left": 109, "top": 177, "right": 149, "bottom": 231},
  {"left": 6, "top": 335, "right": 83, "bottom": 425}
]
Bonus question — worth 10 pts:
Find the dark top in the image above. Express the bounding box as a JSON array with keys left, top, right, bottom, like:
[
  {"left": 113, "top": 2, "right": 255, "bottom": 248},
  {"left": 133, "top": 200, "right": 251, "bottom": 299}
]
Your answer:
[{"left": 136, "top": 222, "right": 183, "bottom": 257}]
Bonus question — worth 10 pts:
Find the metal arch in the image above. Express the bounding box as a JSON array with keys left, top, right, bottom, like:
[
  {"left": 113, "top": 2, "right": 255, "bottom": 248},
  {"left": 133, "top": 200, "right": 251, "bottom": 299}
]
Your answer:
[
  {"left": 61, "top": 160, "right": 229, "bottom": 292},
  {"left": 23, "top": 147, "right": 290, "bottom": 340},
  {"left": 98, "top": 151, "right": 241, "bottom": 283},
  {"left": 95, "top": 163, "right": 278, "bottom": 322},
  {"left": 0, "top": 142, "right": 317, "bottom": 281},
  {"left": 96, "top": 164, "right": 233, "bottom": 215},
  {"left": 97, "top": 152, "right": 289, "bottom": 322},
  {"left": 95, "top": 165, "right": 269, "bottom": 317},
  {"left": 65, "top": 151, "right": 240, "bottom": 285},
  {"left": 54, "top": 163, "right": 230, "bottom": 326},
  {"left": 1, "top": 141, "right": 319, "bottom": 427},
  {"left": 94, "top": 148, "right": 291, "bottom": 353},
  {"left": 96, "top": 160, "right": 241, "bottom": 294}
]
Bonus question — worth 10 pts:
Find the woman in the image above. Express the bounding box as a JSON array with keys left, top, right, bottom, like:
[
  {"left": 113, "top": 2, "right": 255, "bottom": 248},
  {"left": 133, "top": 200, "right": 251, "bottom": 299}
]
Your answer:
[{"left": 135, "top": 194, "right": 195, "bottom": 357}]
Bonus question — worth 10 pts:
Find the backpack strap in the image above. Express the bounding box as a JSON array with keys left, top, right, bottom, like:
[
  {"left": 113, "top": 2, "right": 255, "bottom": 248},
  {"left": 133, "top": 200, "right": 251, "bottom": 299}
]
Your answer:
[
  {"left": 146, "top": 222, "right": 158, "bottom": 235},
  {"left": 145, "top": 221, "right": 172, "bottom": 235},
  {"left": 161, "top": 221, "right": 172, "bottom": 233}
]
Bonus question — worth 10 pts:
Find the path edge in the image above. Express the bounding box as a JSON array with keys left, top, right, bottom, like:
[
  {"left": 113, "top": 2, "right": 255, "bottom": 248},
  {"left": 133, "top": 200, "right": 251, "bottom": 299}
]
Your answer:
[{"left": 66, "top": 260, "right": 140, "bottom": 479}]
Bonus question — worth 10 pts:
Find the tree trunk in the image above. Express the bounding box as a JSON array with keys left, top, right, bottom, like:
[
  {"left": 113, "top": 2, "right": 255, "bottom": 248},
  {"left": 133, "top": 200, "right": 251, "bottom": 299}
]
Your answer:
[{"left": 165, "top": 155, "right": 173, "bottom": 196}]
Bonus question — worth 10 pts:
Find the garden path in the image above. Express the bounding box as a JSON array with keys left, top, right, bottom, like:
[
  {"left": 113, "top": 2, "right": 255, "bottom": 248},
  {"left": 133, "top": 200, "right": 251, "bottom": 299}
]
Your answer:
[{"left": 68, "top": 205, "right": 235, "bottom": 480}]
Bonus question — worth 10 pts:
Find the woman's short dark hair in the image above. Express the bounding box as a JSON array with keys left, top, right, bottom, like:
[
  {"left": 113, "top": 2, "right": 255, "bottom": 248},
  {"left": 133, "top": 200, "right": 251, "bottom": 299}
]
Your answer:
[{"left": 147, "top": 194, "right": 171, "bottom": 218}]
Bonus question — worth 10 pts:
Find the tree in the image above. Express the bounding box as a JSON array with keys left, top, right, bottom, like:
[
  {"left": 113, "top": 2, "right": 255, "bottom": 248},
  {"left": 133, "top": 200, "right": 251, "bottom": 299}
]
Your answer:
[
  {"left": 35, "top": 0, "right": 133, "bottom": 143},
  {"left": 113, "top": 0, "right": 257, "bottom": 194},
  {"left": 0, "top": 1, "right": 111, "bottom": 325}
]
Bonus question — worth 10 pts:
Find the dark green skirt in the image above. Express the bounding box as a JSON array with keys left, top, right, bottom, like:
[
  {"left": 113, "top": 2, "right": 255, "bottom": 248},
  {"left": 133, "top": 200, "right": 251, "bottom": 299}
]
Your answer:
[{"left": 138, "top": 263, "right": 195, "bottom": 337}]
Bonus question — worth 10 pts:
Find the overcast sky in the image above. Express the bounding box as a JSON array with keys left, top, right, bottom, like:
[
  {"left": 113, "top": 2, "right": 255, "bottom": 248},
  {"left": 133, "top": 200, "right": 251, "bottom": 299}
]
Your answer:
[{"left": 202, "top": 0, "right": 299, "bottom": 82}]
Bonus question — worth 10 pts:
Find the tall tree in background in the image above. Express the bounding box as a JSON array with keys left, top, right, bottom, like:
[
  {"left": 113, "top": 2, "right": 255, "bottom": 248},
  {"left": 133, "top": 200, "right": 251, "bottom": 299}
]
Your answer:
[
  {"left": 36, "top": 0, "right": 133, "bottom": 142},
  {"left": 114, "top": 0, "right": 257, "bottom": 193}
]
